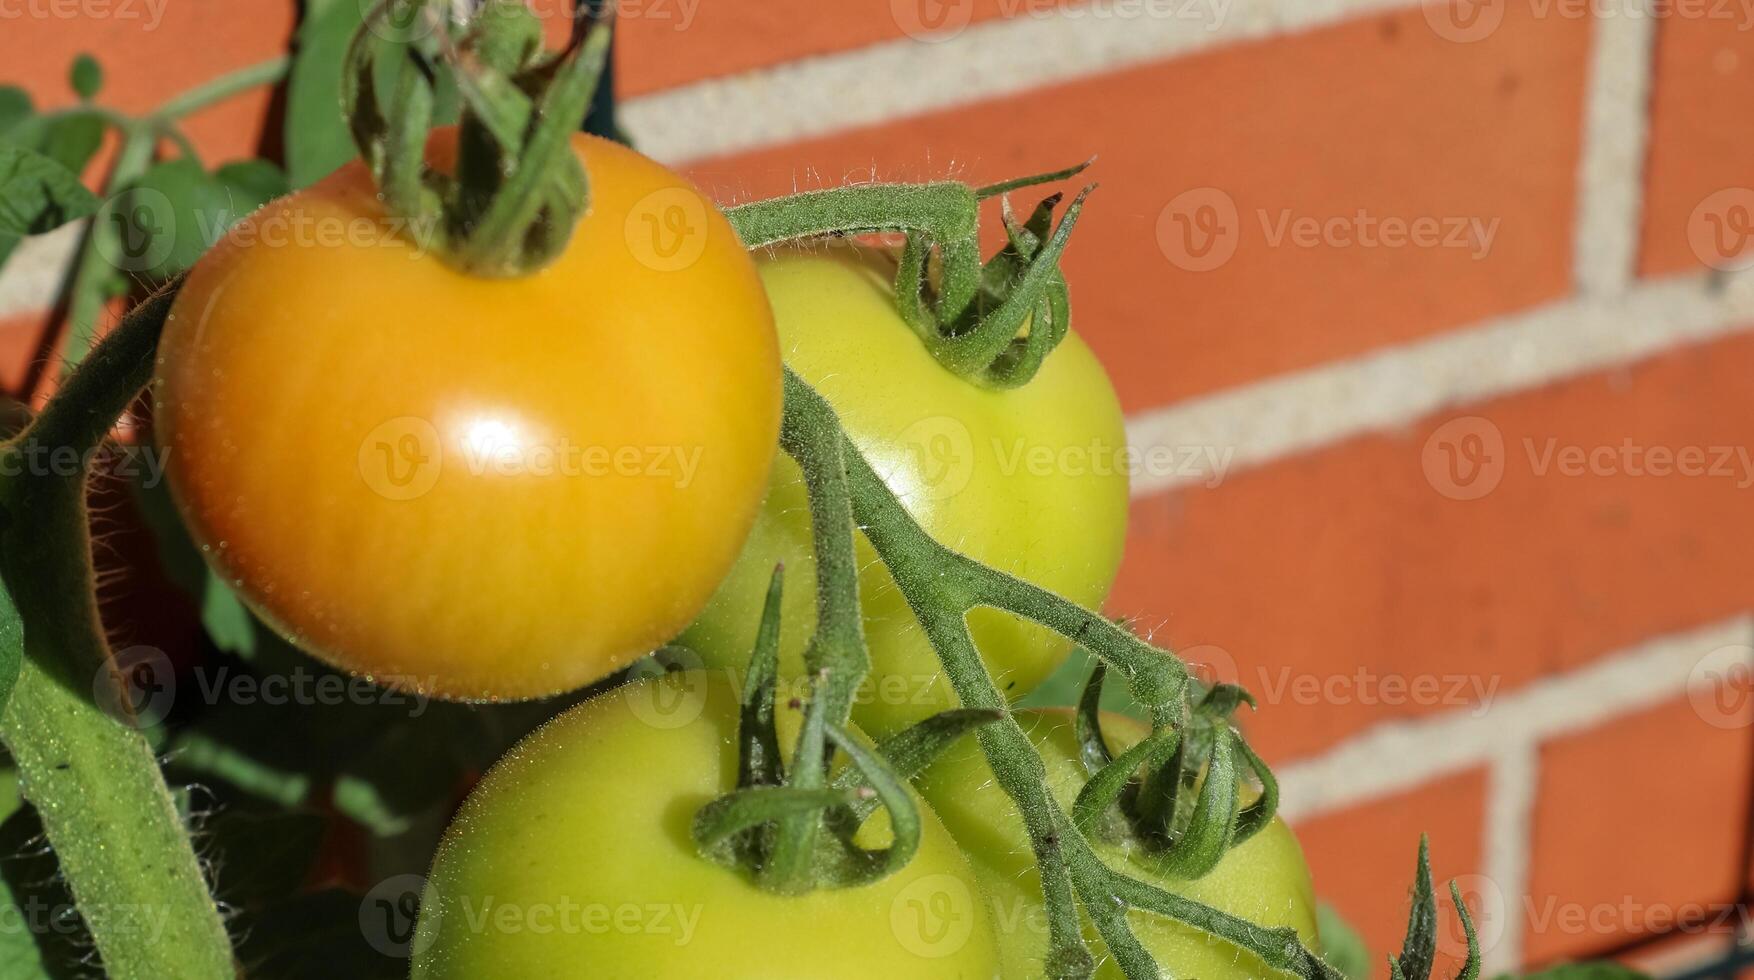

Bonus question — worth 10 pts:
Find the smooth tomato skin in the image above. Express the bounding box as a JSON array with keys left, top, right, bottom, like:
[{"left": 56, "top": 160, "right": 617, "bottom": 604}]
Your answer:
[
  {"left": 679, "top": 246, "right": 1130, "bottom": 737},
  {"left": 412, "top": 672, "right": 1002, "bottom": 979},
  {"left": 915, "top": 709, "right": 1321, "bottom": 979},
  {"left": 154, "top": 133, "right": 781, "bottom": 701}
]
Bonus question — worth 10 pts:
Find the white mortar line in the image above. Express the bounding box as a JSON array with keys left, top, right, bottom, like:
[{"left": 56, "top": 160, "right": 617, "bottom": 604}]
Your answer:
[
  {"left": 622, "top": 0, "right": 1411, "bottom": 165},
  {"left": 1126, "top": 271, "right": 1754, "bottom": 496},
  {"left": 0, "top": 222, "right": 82, "bottom": 323},
  {"left": 1274, "top": 614, "right": 1754, "bottom": 822},
  {"left": 1572, "top": 2, "right": 1657, "bottom": 296},
  {"left": 1482, "top": 742, "right": 1538, "bottom": 973}
]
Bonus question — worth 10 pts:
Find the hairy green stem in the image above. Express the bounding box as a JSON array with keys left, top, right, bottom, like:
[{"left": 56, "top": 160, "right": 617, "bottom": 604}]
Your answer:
[
  {"left": 58, "top": 54, "right": 290, "bottom": 377},
  {"left": 780, "top": 367, "right": 1337, "bottom": 980},
  {"left": 757, "top": 372, "right": 873, "bottom": 892},
  {"left": 61, "top": 128, "right": 155, "bottom": 372},
  {"left": 0, "top": 283, "right": 234, "bottom": 978},
  {"left": 151, "top": 56, "right": 290, "bottom": 124}
]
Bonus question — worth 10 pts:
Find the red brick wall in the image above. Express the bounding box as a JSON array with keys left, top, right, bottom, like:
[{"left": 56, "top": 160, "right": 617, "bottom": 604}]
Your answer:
[{"left": 4, "top": 1, "right": 1751, "bottom": 975}]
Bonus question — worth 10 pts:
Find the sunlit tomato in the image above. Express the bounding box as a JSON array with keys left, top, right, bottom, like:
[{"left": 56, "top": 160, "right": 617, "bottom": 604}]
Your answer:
[
  {"left": 412, "top": 671, "right": 1001, "bottom": 978},
  {"left": 915, "top": 708, "right": 1320, "bottom": 979},
  {"left": 679, "top": 245, "right": 1130, "bottom": 737},
  {"left": 153, "top": 132, "right": 780, "bottom": 700}
]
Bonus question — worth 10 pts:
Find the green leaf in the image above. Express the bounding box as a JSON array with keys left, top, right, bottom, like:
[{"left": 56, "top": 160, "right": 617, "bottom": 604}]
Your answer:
[
  {"left": 1317, "top": 901, "right": 1372, "bottom": 980},
  {"left": 215, "top": 159, "right": 290, "bottom": 210},
  {"left": 106, "top": 158, "right": 238, "bottom": 279},
  {"left": 285, "top": 0, "right": 368, "bottom": 188},
  {"left": 32, "top": 110, "right": 104, "bottom": 177},
  {"left": 0, "top": 569, "right": 19, "bottom": 714},
  {"left": 0, "top": 143, "right": 99, "bottom": 237},
  {"left": 0, "top": 87, "right": 32, "bottom": 140},
  {"left": 70, "top": 55, "right": 103, "bottom": 101},
  {"left": 201, "top": 570, "right": 258, "bottom": 657}
]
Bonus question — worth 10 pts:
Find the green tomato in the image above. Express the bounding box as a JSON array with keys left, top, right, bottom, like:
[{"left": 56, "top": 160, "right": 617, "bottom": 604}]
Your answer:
[
  {"left": 915, "top": 709, "right": 1320, "bottom": 979},
  {"left": 680, "top": 245, "right": 1131, "bottom": 738},
  {"left": 412, "top": 671, "right": 1001, "bottom": 978}
]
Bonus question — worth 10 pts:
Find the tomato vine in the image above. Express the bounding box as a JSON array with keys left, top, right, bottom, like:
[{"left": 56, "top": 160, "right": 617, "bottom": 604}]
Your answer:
[
  {"left": 0, "top": 282, "right": 234, "bottom": 980},
  {"left": 0, "top": 2, "right": 1501, "bottom": 978}
]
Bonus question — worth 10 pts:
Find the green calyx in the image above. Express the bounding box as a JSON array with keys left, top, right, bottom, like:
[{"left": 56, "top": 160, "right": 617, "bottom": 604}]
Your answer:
[
  {"left": 1069, "top": 662, "right": 1280, "bottom": 880},
  {"left": 342, "top": 0, "right": 612, "bottom": 278},
  {"left": 725, "top": 161, "right": 1095, "bottom": 389},
  {"left": 688, "top": 565, "right": 1004, "bottom": 894}
]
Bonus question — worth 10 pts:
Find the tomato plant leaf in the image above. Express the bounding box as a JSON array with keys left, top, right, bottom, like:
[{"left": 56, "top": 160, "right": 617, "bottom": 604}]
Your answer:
[
  {"left": 30, "top": 110, "right": 105, "bottom": 178},
  {"left": 0, "top": 88, "right": 32, "bottom": 140},
  {"left": 215, "top": 159, "right": 290, "bottom": 212},
  {"left": 113, "top": 158, "right": 239, "bottom": 279},
  {"left": 70, "top": 54, "right": 103, "bottom": 101},
  {"left": 1317, "top": 901, "right": 1372, "bottom": 980},
  {"left": 0, "top": 569, "right": 20, "bottom": 716},
  {"left": 285, "top": 0, "right": 365, "bottom": 187},
  {"left": 0, "top": 143, "right": 99, "bottom": 238},
  {"left": 200, "top": 570, "right": 258, "bottom": 657}
]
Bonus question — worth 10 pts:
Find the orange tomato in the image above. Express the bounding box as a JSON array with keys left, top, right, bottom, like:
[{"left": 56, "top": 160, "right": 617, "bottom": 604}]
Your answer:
[{"left": 154, "top": 132, "right": 780, "bottom": 700}]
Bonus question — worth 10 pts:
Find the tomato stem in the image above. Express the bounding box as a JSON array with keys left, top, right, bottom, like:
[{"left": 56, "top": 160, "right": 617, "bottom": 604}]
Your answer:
[
  {"left": 774, "top": 367, "right": 1356, "bottom": 980},
  {"left": 341, "top": 0, "right": 613, "bottom": 278},
  {"left": 0, "top": 282, "right": 234, "bottom": 979},
  {"left": 54, "top": 55, "right": 289, "bottom": 380},
  {"left": 723, "top": 172, "right": 1092, "bottom": 389}
]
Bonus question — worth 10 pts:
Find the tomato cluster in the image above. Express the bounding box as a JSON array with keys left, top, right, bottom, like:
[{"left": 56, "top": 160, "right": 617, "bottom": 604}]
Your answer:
[{"left": 152, "top": 129, "right": 1318, "bottom": 978}]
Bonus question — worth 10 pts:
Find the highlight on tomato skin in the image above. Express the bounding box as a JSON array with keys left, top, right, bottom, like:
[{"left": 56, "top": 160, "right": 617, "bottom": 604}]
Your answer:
[
  {"left": 679, "top": 243, "right": 1132, "bottom": 739},
  {"left": 151, "top": 130, "right": 784, "bottom": 702},
  {"left": 409, "top": 671, "right": 1004, "bottom": 979}
]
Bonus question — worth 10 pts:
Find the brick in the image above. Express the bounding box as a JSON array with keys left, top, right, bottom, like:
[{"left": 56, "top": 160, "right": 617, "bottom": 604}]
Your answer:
[
  {"left": 1522, "top": 695, "right": 1752, "bottom": 965},
  {"left": 1639, "top": 9, "right": 1754, "bottom": 277},
  {"left": 618, "top": 0, "right": 1056, "bottom": 97},
  {"left": 1112, "top": 328, "right": 1754, "bottom": 761},
  {"left": 1291, "top": 769, "right": 1489, "bottom": 975},
  {"left": 686, "top": 4, "right": 1589, "bottom": 411}
]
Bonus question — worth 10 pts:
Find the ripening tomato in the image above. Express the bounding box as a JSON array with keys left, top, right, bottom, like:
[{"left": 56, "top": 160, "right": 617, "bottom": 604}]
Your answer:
[
  {"left": 412, "top": 671, "right": 1001, "bottom": 978},
  {"left": 679, "top": 245, "right": 1130, "bottom": 737},
  {"left": 153, "top": 132, "right": 781, "bottom": 701},
  {"left": 915, "top": 708, "right": 1320, "bottom": 979}
]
